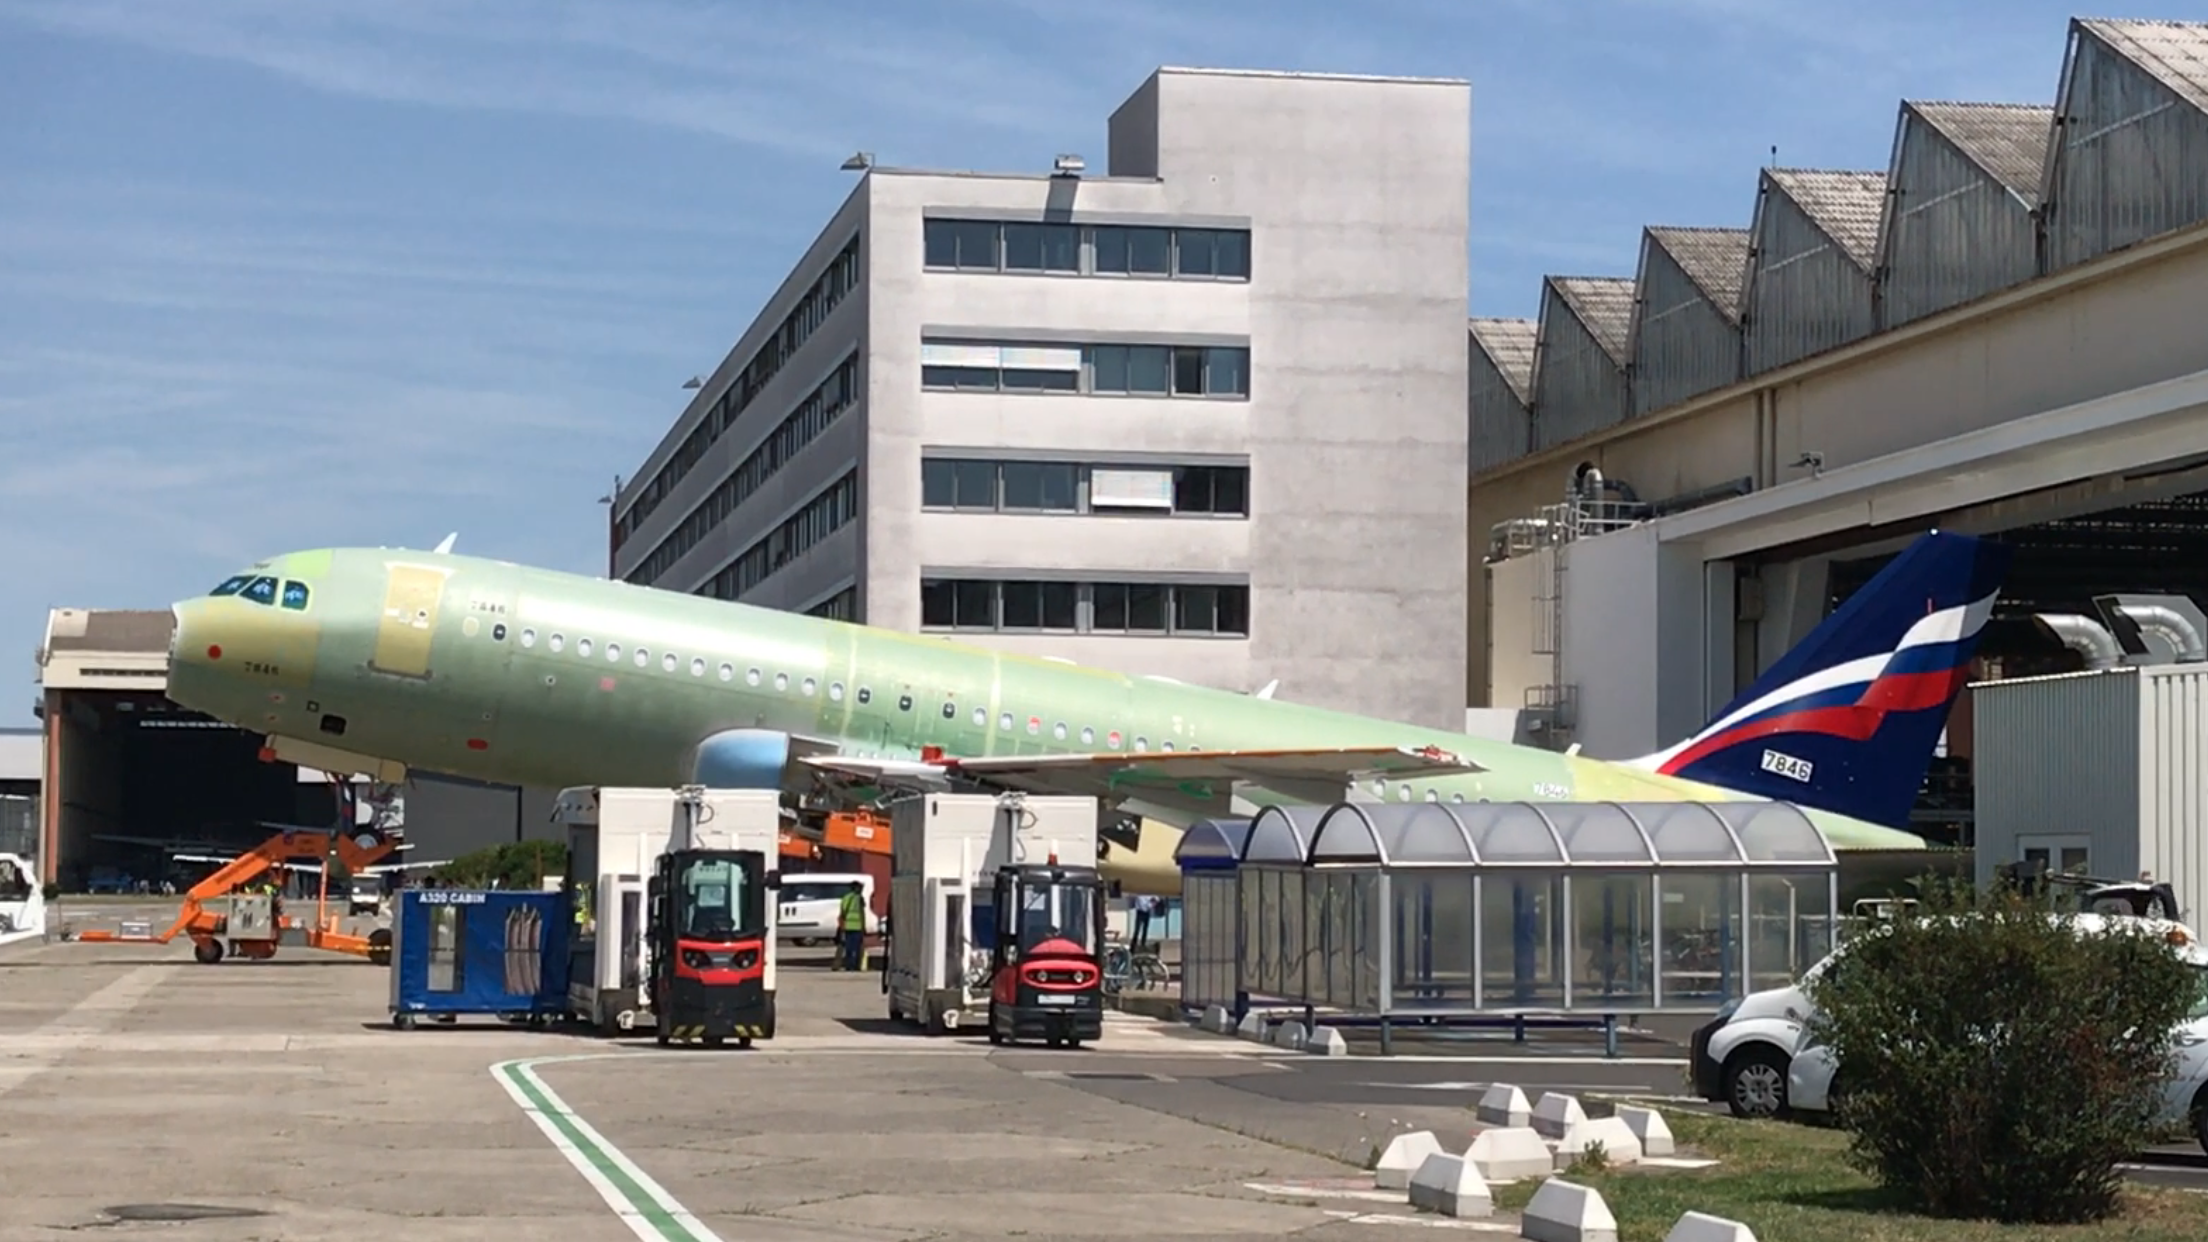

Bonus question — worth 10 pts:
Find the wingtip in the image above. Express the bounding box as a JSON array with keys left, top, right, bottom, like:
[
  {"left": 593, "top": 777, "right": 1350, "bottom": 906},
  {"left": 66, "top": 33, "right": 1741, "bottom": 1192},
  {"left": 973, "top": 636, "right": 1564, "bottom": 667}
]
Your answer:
[{"left": 432, "top": 532, "right": 458, "bottom": 555}]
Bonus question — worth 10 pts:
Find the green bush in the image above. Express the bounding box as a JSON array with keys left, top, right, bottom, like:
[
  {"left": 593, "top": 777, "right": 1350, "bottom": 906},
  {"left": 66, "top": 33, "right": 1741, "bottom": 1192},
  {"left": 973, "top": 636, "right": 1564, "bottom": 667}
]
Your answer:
[
  {"left": 1805, "top": 877, "right": 2203, "bottom": 1223},
  {"left": 442, "top": 840, "right": 567, "bottom": 890}
]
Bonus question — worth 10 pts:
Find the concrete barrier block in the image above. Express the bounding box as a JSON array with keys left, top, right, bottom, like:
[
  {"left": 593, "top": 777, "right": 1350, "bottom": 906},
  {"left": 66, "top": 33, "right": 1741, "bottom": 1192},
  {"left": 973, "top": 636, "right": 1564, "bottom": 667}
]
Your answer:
[
  {"left": 1476, "top": 1083, "right": 1531, "bottom": 1127},
  {"left": 1305, "top": 1024, "right": 1349, "bottom": 1056},
  {"left": 1617, "top": 1104, "right": 1676, "bottom": 1158},
  {"left": 1663, "top": 1211, "right": 1757, "bottom": 1242},
  {"left": 1199, "top": 1004, "right": 1233, "bottom": 1033},
  {"left": 1553, "top": 1116, "right": 1643, "bottom": 1168},
  {"left": 1269, "top": 1020, "right": 1308, "bottom": 1050},
  {"left": 1407, "top": 1152, "right": 1494, "bottom": 1218},
  {"left": 1235, "top": 1009, "right": 1267, "bottom": 1040},
  {"left": 1531, "top": 1091, "right": 1586, "bottom": 1139},
  {"left": 1466, "top": 1126, "right": 1554, "bottom": 1182},
  {"left": 1372, "top": 1130, "right": 1444, "bottom": 1191},
  {"left": 1520, "top": 1178, "right": 1619, "bottom": 1242}
]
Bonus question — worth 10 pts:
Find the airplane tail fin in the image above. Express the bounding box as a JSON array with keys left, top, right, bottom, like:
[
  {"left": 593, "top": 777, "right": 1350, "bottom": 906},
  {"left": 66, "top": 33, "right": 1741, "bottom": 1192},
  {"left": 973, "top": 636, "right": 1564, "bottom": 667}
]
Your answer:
[{"left": 1628, "top": 530, "right": 2014, "bottom": 827}]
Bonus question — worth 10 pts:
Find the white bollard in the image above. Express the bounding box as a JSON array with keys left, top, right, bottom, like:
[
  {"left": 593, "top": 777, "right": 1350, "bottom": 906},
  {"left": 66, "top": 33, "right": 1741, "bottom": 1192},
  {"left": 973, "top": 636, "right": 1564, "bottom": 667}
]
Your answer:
[
  {"left": 1373, "top": 1130, "right": 1444, "bottom": 1191},
  {"left": 1476, "top": 1083, "right": 1532, "bottom": 1127},
  {"left": 1616, "top": 1104, "right": 1676, "bottom": 1158},
  {"left": 1466, "top": 1126, "right": 1555, "bottom": 1182},
  {"left": 1662, "top": 1210, "right": 1757, "bottom": 1242},
  {"left": 1520, "top": 1178, "right": 1619, "bottom": 1242},
  {"left": 1553, "top": 1115, "right": 1643, "bottom": 1168},
  {"left": 1407, "top": 1152, "right": 1494, "bottom": 1218},
  {"left": 1531, "top": 1091, "right": 1587, "bottom": 1139}
]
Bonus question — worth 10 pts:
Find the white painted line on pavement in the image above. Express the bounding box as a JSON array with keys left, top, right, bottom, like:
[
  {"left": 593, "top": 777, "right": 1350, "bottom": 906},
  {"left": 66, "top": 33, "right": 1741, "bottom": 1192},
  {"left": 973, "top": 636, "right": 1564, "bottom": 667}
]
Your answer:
[{"left": 492, "top": 1054, "right": 723, "bottom": 1242}]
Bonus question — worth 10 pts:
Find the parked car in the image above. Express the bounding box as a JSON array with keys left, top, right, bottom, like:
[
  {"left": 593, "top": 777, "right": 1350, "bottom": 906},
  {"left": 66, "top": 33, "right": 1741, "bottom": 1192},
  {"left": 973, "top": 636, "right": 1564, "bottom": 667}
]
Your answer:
[
  {"left": 1690, "top": 910, "right": 2201, "bottom": 1120},
  {"left": 774, "top": 872, "right": 878, "bottom": 945}
]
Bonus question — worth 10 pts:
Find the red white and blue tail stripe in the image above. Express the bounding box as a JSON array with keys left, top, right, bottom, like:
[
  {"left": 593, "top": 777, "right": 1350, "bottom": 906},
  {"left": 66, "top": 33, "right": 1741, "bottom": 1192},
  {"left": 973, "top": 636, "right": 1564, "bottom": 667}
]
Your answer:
[{"left": 1627, "top": 531, "right": 2013, "bottom": 828}]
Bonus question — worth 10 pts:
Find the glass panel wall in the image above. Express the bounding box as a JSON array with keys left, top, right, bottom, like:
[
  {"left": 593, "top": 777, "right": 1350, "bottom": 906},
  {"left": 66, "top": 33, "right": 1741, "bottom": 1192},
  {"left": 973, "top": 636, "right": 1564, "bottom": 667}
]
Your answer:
[
  {"left": 1180, "top": 872, "right": 1240, "bottom": 1009},
  {"left": 1390, "top": 872, "right": 1476, "bottom": 1008},
  {"left": 1659, "top": 872, "right": 1744, "bottom": 1003},
  {"left": 1478, "top": 873, "right": 1565, "bottom": 1008},
  {"left": 1571, "top": 875, "right": 1656, "bottom": 1009},
  {"left": 1748, "top": 871, "right": 1836, "bottom": 991}
]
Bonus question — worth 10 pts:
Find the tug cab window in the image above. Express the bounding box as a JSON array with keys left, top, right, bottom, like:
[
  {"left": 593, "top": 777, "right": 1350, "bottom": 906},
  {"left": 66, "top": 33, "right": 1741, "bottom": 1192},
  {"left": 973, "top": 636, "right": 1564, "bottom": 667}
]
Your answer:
[
  {"left": 240, "top": 576, "right": 279, "bottom": 605},
  {"left": 279, "top": 581, "right": 311, "bottom": 611}
]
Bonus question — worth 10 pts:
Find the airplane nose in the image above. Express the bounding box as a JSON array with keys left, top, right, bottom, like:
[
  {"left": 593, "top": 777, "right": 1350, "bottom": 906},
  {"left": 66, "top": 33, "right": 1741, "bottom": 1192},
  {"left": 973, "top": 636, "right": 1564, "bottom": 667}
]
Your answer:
[{"left": 170, "top": 600, "right": 213, "bottom": 667}]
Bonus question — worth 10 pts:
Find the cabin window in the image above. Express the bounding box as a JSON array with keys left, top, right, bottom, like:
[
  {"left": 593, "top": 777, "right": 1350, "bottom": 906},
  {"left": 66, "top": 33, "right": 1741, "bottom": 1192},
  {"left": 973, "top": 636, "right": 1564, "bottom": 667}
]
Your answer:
[
  {"left": 718, "top": 663, "right": 733, "bottom": 681},
  {"left": 606, "top": 643, "right": 622, "bottom": 662},
  {"left": 1025, "top": 718, "right": 1040, "bottom": 736},
  {"left": 998, "top": 713, "right": 1012, "bottom": 732},
  {"left": 1080, "top": 727, "right": 1094, "bottom": 744},
  {"left": 1053, "top": 722, "right": 1067, "bottom": 740},
  {"left": 661, "top": 652, "right": 677, "bottom": 672},
  {"left": 774, "top": 673, "right": 789, "bottom": 692},
  {"left": 747, "top": 668, "right": 762, "bottom": 686},
  {"left": 550, "top": 633, "right": 565, "bottom": 653},
  {"left": 241, "top": 576, "right": 279, "bottom": 605},
  {"left": 1134, "top": 737, "right": 1148, "bottom": 752},
  {"left": 856, "top": 686, "right": 871, "bottom": 705},
  {"left": 690, "top": 657, "right": 705, "bottom": 677},
  {"left": 280, "top": 581, "right": 311, "bottom": 611},
  {"left": 1452, "top": 793, "right": 1465, "bottom": 803},
  {"left": 492, "top": 623, "right": 507, "bottom": 642},
  {"left": 577, "top": 638, "right": 593, "bottom": 658},
  {"left": 1424, "top": 788, "right": 1438, "bottom": 802},
  {"left": 971, "top": 707, "right": 986, "bottom": 727},
  {"left": 1107, "top": 731, "right": 1123, "bottom": 750},
  {"left": 521, "top": 629, "right": 537, "bottom": 649},
  {"left": 941, "top": 702, "right": 956, "bottom": 719},
  {"left": 1161, "top": 741, "right": 1173, "bottom": 752},
  {"left": 801, "top": 678, "right": 817, "bottom": 697},
  {"left": 210, "top": 575, "right": 250, "bottom": 597},
  {"left": 1399, "top": 783, "right": 1412, "bottom": 801},
  {"left": 828, "top": 683, "right": 845, "bottom": 702},
  {"left": 634, "top": 648, "right": 649, "bottom": 667}
]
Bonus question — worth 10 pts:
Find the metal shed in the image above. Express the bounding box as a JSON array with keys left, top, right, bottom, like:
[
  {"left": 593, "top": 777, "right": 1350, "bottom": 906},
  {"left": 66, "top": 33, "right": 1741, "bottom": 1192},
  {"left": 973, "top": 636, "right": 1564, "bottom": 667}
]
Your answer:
[
  {"left": 1972, "top": 663, "right": 2208, "bottom": 924},
  {"left": 1469, "top": 317, "right": 1536, "bottom": 475},
  {"left": 1743, "top": 168, "right": 1888, "bottom": 375},
  {"left": 1879, "top": 101, "right": 2053, "bottom": 328},
  {"left": 1171, "top": 817, "right": 1251, "bottom": 1010},
  {"left": 1204, "top": 799, "right": 1837, "bottom": 1036},
  {"left": 1530, "top": 277, "right": 1635, "bottom": 451},
  {"left": 1631, "top": 226, "right": 1749, "bottom": 417},
  {"left": 2043, "top": 18, "right": 2208, "bottom": 272}
]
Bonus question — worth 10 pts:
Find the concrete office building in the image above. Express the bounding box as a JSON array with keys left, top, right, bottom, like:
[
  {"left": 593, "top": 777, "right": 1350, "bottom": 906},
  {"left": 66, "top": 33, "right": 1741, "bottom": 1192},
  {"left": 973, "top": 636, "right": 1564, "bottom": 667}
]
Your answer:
[{"left": 609, "top": 67, "right": 1472, "bottom": 729}]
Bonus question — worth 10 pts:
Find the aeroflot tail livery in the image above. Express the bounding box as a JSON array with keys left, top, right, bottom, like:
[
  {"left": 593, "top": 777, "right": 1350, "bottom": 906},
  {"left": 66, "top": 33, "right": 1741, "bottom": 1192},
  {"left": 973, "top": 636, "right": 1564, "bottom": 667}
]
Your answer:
[{"left": 164, "top": 530, "right": 2010, "bottom": 893}]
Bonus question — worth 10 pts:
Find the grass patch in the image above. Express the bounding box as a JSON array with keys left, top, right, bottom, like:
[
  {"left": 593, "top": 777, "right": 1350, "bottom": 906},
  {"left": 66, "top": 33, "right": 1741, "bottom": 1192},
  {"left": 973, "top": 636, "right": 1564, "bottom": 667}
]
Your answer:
[{"left": 1491, "top": 1114, "right": 2208, "bottom": 1241}]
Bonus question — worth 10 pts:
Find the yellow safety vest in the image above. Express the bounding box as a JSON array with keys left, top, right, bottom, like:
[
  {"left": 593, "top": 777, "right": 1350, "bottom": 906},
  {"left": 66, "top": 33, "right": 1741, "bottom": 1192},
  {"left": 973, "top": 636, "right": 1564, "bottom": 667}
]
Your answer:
[{"left": 839, "top": 891, "right": 865, "bottom": 931}]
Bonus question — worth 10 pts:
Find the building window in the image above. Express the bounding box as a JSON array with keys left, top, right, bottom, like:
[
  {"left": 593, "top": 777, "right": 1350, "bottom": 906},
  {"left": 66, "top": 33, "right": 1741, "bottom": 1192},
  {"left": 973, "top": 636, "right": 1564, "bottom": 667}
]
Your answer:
[
  {"left": 921, "top": 577, "right": 1249, "bottom": 637},
  {"left": 613, "top": 237, "right": 861, "bottom": 545},
  {"left": 805, "top": 587, "right": 858, "bottom": 621},
  {"left": 920, "top": 339, "right": 1248, "bottom": 399},
  {"left": 923, "top": 219, "right": 1249, "bottom": 282},
  {"left": 625, "top": 350, "right": 863, "bottom": 586},
  {"left": 920, "top": 459, "right": 1248, "bottom": 518},
  {"left": 695, "top": 471, "right": 860, "bottom": 603}
]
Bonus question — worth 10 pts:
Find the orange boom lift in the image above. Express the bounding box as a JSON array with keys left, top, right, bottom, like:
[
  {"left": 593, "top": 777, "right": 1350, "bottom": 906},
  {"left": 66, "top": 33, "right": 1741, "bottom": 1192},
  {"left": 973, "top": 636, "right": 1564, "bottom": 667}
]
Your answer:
[{"left": 77, "top": 827, "right": 400, "bottom": 965}]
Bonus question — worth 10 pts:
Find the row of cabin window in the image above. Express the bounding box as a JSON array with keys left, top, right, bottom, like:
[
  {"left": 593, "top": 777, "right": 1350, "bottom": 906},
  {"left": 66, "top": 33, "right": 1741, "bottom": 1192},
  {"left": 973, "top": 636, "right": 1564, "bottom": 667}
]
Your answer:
[
  {"left": 210, "top": 575, "right": 311, "bottom": 611},
  {"left": 493, "top": 621, "right": 1179, "bottom": 754},
  {"left": 924, "top": 220, "right": 1251, "bottom": 281}
]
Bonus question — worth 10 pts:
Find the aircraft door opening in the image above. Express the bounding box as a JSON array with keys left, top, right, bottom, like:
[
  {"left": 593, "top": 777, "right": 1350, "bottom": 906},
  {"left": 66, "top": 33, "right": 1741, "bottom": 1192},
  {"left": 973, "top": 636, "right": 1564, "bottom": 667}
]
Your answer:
[{"left": 372, "top": 564, "right": 450, "bottom": 679}]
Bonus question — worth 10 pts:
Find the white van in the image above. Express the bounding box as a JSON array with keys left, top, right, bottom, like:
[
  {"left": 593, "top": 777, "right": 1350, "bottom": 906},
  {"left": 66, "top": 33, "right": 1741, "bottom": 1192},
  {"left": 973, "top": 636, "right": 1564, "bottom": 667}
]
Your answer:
[
  {"left": 1690, "top": 911, "right": 2202, "bottom": 1121},
  {"left": 775, "top": 872, "right": 878, "bottom": 944}
]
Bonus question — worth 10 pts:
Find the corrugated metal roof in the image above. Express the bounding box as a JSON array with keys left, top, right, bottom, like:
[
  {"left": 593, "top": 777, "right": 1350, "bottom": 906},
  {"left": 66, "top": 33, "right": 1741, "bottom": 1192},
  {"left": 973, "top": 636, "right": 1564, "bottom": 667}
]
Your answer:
[
  {"left": 1469, "top": 317, "right": 1537, "bottom": 404},
  {"left": 1646, "top": 226, "right": 1752, "bottom": 322},
  {"left": 1765, "top": 169, "right": 1890, "bottom": 271},
  {"left": 1546, "top": 277, "right": 1636, "bottom": 365},
  {"left": 2081, "top": 18, "right": 2208, "bottom": 114},
  {"left": 43, "top": 610, "right": 174, "bottom": 654},
  {"left": 1906, "top": 101, "right": 2055, "bottom": 196}
]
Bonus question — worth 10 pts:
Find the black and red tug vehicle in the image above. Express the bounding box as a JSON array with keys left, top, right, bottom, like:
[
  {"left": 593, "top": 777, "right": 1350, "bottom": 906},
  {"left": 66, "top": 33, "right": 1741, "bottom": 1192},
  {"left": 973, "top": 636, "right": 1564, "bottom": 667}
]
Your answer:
[
  {"left": 646, "top": 845, "right": 777, "bottom": 1049},
  {"left": 985, "top": 856, "right": 1108, "bottom": 1048}
]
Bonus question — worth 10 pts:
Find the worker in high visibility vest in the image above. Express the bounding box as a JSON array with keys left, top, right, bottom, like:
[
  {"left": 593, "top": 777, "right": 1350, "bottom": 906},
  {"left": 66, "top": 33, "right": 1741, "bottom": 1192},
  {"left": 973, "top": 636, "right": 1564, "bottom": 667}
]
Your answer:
[{"left": 836, "top": 882, "right": 867, "bottom": 972}]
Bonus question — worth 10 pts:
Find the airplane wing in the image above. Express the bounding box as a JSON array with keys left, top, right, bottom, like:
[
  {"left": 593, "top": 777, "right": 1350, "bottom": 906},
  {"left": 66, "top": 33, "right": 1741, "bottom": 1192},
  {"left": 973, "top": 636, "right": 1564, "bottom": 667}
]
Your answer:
[{"left": 802, "top": 744, "right": 1482, "bottom": 819}]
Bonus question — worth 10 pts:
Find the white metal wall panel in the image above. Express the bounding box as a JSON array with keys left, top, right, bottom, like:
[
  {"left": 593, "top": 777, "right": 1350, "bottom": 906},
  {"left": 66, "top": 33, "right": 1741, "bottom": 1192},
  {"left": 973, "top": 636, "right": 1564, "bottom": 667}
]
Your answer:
[
  {"left": 1970, "top": 669, "right": 2141, "bottom": 889},
  {"left": 1090, "top": 468, "right": 1175, "bottom": 508},
  {"left": 996, "top": 345, "right": 1083, "bottom": 371},
  {"left": 918, "top": 342, "right": 1002, "bottom": 367},
  {"left": 2137, "top": 665, "right": 2208, "bottom": 925}
]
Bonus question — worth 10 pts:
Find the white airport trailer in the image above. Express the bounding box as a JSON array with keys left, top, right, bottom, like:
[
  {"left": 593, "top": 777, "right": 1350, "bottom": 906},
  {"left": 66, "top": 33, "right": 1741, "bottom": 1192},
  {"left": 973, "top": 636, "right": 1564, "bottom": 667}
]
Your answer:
[
  {"left": 556, "top": 785, "right": 782, "bottom": 1034},
  {"left": 885, "top": 791, "right": 1099, "bottom": 1035}
]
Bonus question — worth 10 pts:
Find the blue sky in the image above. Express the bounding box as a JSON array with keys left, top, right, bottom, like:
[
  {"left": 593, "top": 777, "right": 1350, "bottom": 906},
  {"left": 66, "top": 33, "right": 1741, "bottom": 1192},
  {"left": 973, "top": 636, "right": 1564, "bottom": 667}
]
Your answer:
[{"left": 0, "top": 0, "right": 2094, "bottom": 718}]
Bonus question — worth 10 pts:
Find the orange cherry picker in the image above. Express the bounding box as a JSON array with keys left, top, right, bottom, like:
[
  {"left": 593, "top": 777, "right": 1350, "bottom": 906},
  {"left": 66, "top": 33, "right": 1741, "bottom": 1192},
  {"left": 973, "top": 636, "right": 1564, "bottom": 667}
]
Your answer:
[{"left": 77, "top": 825, "right": 401, "bottom": 965}]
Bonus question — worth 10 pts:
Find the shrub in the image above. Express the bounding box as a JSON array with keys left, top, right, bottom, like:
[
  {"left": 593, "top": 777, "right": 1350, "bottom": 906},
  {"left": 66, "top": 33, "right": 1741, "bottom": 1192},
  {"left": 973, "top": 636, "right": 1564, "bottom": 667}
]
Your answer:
[{"left": 1804, "top": 876, "right": 2202, "bottom": 1223}]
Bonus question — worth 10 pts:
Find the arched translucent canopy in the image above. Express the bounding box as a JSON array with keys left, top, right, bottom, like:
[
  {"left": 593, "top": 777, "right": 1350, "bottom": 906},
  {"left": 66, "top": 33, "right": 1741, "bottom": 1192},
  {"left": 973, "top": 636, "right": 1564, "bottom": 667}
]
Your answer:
[
  {"left": 1301, "top": 800, "right": 1837, "bottom": 867},
  {"left": 1243, "top": 803, "right": 1326, "bottom": 864},
  {"left": 1173, "top": 818, "right": 1253, "bottom": 871}
]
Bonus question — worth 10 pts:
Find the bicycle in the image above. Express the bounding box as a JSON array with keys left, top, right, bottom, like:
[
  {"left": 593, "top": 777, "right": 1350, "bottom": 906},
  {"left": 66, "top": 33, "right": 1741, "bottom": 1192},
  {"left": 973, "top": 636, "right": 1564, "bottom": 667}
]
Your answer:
[{"left": 1102, "top": 943, "right": 1171, "bottom": 995}]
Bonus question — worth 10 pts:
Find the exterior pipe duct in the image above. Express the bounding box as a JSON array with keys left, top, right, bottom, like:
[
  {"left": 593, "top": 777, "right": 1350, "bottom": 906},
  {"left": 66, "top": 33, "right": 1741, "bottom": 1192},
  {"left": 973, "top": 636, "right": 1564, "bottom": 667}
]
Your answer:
[
  {"left": 2109, "top": 602, "right": 2207, "bottom": 663},
  {"left": 2033, "top": 613, "right": 2122, "bottom": 670}
]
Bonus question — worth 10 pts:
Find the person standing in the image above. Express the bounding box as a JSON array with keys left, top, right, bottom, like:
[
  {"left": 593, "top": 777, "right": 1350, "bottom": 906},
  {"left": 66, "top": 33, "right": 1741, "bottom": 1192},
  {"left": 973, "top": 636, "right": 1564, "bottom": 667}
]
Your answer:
[
  {"left": 836, "top": 881, "right": 867, "bottom": 972},
  {"left": 1131, "top": 894, "right": 1157, "bottom": 952}
]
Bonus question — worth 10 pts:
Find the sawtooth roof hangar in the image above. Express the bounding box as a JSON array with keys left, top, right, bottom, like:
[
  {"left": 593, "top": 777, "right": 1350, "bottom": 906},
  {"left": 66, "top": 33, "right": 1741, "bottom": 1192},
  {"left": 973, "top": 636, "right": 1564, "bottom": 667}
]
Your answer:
[
  {"left": 29, "top": 609, "right": 558, "bottom": 889},
  {"left": 1469, "top": 16, "right": 2208, "bottom": 839}
]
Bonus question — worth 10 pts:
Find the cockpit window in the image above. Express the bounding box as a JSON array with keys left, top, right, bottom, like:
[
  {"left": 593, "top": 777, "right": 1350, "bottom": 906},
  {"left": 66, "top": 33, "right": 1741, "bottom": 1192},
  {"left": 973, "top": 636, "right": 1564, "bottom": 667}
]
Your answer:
[
  {"left": 240, "top": 576, "right": 279, "bottom": 606},
  {"left": 210, "top": 576, "right": 251, "bottom": 597},
  {"left": 280, "top": 581, "right": 310, "bottom": 611}
]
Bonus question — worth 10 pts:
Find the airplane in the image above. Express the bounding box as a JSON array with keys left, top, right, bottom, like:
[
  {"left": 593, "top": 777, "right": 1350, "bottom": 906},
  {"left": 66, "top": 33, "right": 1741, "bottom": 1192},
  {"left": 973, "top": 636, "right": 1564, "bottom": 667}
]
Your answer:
[{"left": 162, "top": 531, "right": 2012, "bottom": 895}]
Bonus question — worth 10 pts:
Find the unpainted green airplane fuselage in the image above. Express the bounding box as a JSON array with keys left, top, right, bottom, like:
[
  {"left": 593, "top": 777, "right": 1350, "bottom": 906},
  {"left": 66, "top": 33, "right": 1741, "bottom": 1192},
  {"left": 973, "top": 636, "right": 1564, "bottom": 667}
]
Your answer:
[{"left": 165, "top": 548, "right": 1929, "bottom": 852}]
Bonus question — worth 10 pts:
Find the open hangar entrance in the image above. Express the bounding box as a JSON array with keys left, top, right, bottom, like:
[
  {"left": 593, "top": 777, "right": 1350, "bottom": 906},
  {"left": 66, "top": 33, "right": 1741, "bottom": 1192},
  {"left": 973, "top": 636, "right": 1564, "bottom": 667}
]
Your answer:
[
  {"left": 33, "top": 609, "right": 563, "bottom": 890},
  {"left": 1735, "top": 465, "right": 2208, "bottom": 847}
]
